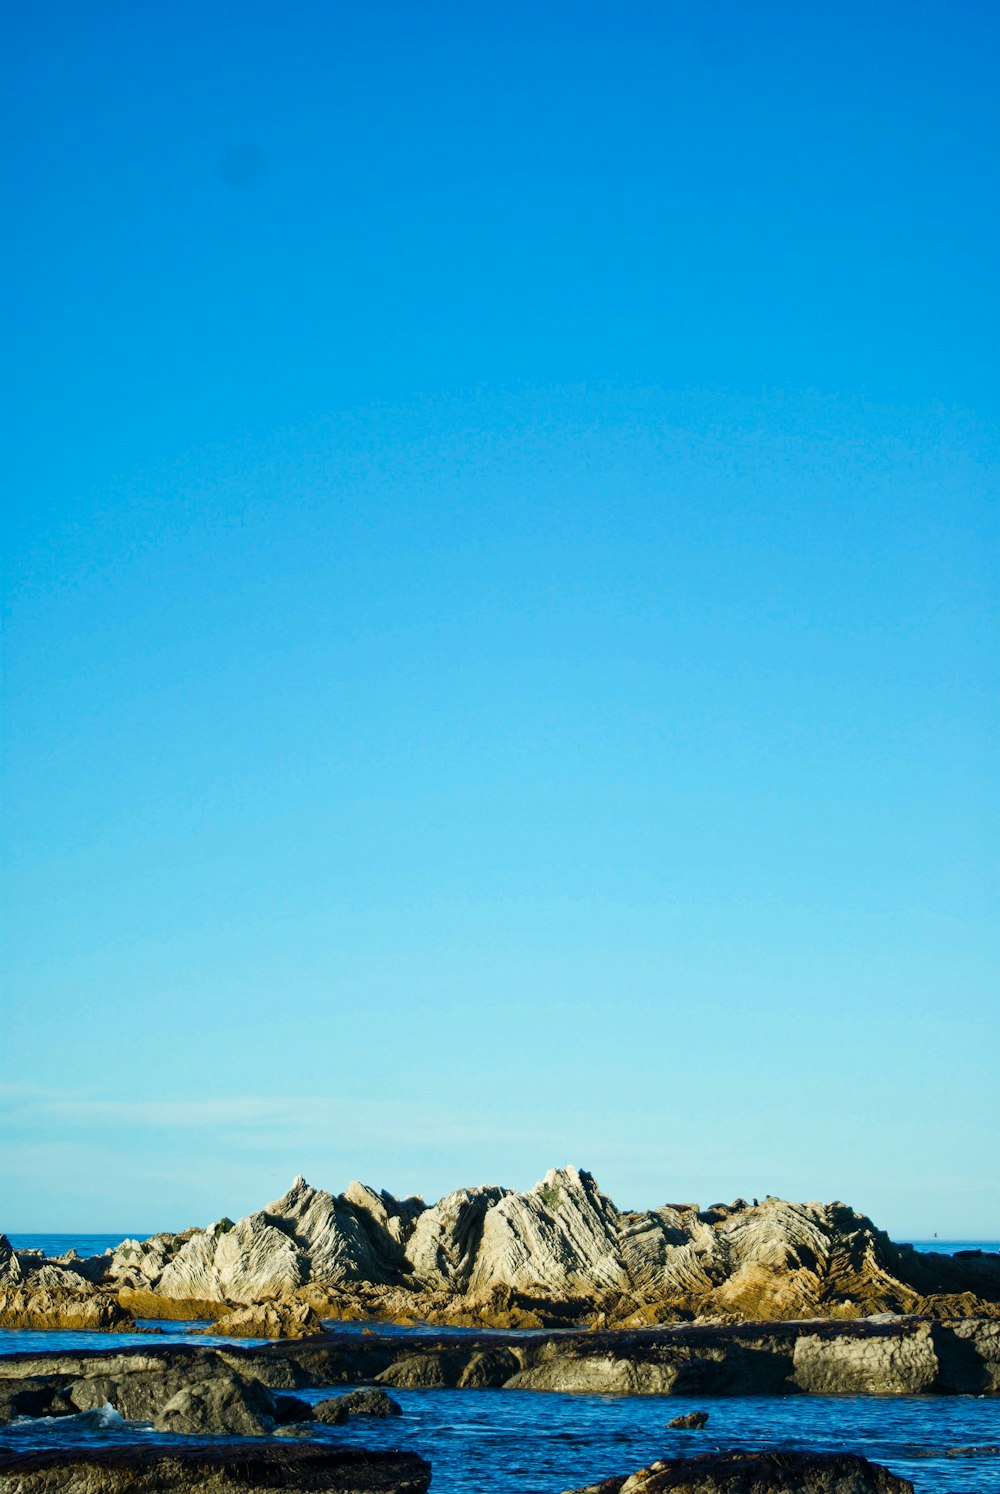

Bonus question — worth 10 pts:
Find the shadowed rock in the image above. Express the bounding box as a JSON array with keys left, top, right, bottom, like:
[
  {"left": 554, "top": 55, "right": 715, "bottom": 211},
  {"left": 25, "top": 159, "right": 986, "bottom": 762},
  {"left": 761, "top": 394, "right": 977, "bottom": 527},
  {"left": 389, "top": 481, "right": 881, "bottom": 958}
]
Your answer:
[
  {"left": 0, "top": 1443, "right": 431, "bottom": 1493},
  {"left": 1, "top": 1317, "right": 998, "bottom": 1403},
  {"left": 152, "top": 1370, "right": 276, "bottom": 1435},
  {"left": 561, "top": 1450, "right": 913, "bottom": 1492}
]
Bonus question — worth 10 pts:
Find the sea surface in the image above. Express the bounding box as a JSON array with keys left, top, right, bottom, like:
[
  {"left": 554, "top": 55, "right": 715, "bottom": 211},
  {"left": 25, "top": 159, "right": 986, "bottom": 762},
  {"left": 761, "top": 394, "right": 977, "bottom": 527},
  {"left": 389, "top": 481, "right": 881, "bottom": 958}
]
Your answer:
[
  {"left": 0, "top": 1363, "right": 998, "bottom": 1493},
  {"left": 3, "top": 1233, "right": 998, "bottom": 1491},
  {"left": 8, "top": 1233, "right": 1000, "bottom": 1257}
]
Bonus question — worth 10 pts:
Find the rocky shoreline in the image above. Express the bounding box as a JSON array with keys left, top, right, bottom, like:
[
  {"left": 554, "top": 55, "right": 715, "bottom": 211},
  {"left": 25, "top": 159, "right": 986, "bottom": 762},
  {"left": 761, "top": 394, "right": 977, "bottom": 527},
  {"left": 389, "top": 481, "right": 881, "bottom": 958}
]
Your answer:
[
  {"left": 3, "top": 1168, "right": 999, "bottom": 1337},
  {"left": 1, "top": 1315, "right": 997, "bottom": 1402}
]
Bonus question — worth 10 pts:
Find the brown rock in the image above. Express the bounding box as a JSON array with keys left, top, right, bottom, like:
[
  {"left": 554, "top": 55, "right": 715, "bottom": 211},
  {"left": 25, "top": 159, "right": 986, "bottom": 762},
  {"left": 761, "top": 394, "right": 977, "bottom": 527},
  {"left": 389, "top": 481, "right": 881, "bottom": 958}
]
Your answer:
[
  {"left": 0, "top": 1288, "right": 134, "bottom": 1332},
  {"left": 561, "top": 1449, "right": 913, "bottom": 1492}
]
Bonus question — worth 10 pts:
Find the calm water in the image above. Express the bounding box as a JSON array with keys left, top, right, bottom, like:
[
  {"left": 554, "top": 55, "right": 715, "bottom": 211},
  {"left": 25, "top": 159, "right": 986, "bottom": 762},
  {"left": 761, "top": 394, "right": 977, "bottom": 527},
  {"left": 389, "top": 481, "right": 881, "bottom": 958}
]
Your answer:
[{"left": 1, "top": 1377, "right": 998, "bottom": 1493}]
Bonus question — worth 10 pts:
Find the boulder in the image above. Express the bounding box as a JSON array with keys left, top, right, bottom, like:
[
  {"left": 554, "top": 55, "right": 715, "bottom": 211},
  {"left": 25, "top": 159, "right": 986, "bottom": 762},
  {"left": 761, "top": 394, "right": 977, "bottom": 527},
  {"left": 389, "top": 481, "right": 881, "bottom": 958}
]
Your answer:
[
  {"left": 332, "top": 1389, "right": 401, "bottom": 1417},
  {"left": 791, "top": 1322, "right": 938, "bottom": 1394},
  {"left": 667, "top": 1411, "right": 708, "bottom": 1428},
  {"left": 152, "top": 1370, "right": 276, "bottom": 1435},
  {"left": 273, "top": 1393, "right": 314, "bottom": 1424},
  {"left": 312, "top": 1396, "right": 348, "bottom": 1425},
  {"left": 197, "top": 1300, "right": 323, "bottom": 1339}
]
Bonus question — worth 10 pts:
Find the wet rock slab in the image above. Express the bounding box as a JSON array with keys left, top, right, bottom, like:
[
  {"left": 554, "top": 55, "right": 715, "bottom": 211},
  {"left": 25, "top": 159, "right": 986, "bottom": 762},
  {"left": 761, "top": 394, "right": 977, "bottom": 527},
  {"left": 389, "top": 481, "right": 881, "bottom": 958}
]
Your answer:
[
  {"left": 563, "top": 1449, "right": 913, "bottom": 1492},
  {"left": 0, "top": 1442, "right": 431, "bottom": 1493},
  {"left": 0, "top": 1316, "right": 999, "bottom": 1404}
]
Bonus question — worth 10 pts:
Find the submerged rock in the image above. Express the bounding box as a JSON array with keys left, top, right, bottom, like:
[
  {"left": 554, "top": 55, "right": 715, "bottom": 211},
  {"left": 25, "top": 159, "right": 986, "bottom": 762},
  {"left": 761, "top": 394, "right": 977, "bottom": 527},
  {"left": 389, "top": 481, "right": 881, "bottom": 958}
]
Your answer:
[
  {"left": 0, "top": 1443, "right": 432, "bottom": 1493},
  {"left": 562, "top": 1450, "right": 913, "bottom": 1492},
  {"left": 329, "top": 1388, "right": 402, "bottom": 1417},
  {"left": 667, "top": 1411, "right": 709, "bottom": 1428}
]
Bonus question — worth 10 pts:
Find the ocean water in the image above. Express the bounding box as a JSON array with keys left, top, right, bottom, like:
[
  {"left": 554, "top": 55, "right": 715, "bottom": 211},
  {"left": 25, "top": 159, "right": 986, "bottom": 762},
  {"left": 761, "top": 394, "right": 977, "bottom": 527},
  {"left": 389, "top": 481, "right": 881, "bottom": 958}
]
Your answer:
[
  {"left": 1, "top": 1377, "right": 998, "bottom": 1493},
  {"left": 7, "top": 1233, "right": 1000, "bottom": 1257}
]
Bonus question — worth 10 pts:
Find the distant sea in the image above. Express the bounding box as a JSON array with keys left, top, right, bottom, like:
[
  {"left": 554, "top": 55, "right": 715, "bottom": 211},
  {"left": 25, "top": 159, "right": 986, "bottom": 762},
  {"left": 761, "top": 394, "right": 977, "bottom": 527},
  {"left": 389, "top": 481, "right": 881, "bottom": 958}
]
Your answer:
[{"left": 7, "top": 1233, "right": 1000, "bottom": 1258}]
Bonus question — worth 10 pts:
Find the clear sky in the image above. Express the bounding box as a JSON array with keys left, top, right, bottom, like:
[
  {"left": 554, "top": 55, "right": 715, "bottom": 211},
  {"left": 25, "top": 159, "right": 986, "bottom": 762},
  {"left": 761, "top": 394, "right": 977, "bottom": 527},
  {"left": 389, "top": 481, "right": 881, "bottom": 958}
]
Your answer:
[{"left": 2, "top": 1, "right": 997, "bottom": 1238}]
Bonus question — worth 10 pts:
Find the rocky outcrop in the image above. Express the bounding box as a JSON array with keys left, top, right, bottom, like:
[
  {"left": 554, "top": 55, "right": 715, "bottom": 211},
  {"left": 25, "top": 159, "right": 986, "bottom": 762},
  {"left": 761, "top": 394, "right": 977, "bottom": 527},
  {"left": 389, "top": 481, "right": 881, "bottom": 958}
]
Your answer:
[
  {"left": 8, "top": 1169, "right": 1000, "bottom": 1327},
  {"left": 0, "top": 1287, "right": 134, "bottom": 1332},
  {"left": 0, "top": 1444, "right": 431, "bottom": 1494},
  {"left": 561, "top": 1451, "right": 913, "bottom": 1492},
  {"left": 194, "top": 1300, "right": 323, "bottom": 1338},
  {"left": 0, "top": 1238, "right": 22, "bottom": 1287},
  {"left": 405, "top": 1185, "right": 508, "bottom": 1287},
  {"left": 2, "top": 1316, "right": 996, "bottom": 1406}
]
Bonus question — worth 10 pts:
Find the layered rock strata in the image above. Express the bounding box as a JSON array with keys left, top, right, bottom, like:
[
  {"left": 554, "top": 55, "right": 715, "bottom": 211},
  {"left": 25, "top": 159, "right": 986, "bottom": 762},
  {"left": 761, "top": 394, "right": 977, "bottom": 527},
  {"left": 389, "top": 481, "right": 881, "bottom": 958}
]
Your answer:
[{"left": 4, "top": 1167, "right": 999, "bottom": 1332}]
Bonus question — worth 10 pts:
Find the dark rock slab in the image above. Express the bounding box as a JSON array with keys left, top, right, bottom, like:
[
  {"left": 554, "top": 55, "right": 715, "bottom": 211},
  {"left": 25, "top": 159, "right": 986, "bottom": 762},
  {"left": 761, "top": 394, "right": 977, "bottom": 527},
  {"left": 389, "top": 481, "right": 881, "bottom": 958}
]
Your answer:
[
  {"left": 0, "top": 1442, "right": 431, "bottom": 1493},
  {"left": 564, "top": 1450, "right": 913, "bottom": 1492}
]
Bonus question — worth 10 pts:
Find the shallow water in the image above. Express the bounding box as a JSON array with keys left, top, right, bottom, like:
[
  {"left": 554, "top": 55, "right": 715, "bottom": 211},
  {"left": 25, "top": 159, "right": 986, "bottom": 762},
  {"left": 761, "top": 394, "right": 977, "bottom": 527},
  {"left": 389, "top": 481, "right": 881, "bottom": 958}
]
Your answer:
[{"left": 2, "top": 1382, "right": 999, "bottom": 1493}]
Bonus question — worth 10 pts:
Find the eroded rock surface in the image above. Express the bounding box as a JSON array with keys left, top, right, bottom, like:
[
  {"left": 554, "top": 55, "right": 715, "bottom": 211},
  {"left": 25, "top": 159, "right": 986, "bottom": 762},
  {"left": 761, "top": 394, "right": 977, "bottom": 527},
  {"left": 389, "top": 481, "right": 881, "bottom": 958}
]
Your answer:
[
  {"left": 0, "top": 1288, "right": 134, "bottom": 1333},
  {"left": 0, "top": 1444, "right": 431, "bottom": 1494},
  {"left": 0, "top": 1316, "right": 997, "bottom": 1408},
  {"left": 561, "top": 1450, "right": 913, "bottom": 1492},
  {"left": 6, "top": 1169, "right": 1000, "bottom": 1329}
]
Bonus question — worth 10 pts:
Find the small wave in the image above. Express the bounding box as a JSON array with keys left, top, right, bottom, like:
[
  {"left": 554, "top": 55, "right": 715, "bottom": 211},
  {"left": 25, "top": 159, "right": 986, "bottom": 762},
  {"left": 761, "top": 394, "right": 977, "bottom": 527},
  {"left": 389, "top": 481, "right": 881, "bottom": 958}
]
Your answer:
[{"left": 14, "top": 1404, "right": 125, "bottom": 1433}]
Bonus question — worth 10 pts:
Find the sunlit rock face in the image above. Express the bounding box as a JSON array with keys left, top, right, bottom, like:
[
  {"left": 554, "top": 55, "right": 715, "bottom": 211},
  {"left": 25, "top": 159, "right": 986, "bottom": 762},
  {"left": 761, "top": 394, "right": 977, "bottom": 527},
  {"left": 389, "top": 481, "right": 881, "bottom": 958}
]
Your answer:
[
  {"left": 405, "top": 1185, "right": 510, "bottom": 1289},
  {"left": 60, "top": 1166, "right": 1000, "bottom": 1320},
  {"left": 466, "top": 1167, "right": 627, "bottom": 1295}
]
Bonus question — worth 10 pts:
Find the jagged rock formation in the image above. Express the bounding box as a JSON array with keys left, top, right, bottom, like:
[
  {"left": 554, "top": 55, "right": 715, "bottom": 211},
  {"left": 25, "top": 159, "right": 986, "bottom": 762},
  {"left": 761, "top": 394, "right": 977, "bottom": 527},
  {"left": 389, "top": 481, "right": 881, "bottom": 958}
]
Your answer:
[
  {"left": 5, "top": 1169, "right": 1000, "bottom": 1331},
  {"left": 562, "top": 1450, "right": 913, "bottom": 1493}
]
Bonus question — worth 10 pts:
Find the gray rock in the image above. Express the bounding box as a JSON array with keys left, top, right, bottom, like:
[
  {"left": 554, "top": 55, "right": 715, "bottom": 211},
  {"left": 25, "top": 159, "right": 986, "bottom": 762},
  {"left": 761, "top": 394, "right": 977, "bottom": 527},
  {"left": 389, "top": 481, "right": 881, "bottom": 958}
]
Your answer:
[
  {"left": 312, "top": 1395, "right": 347, "bottom": 1424},
  {"left": 0, "top": 1238, "right": 23, "bottom": 1288},
  {"left": 456, "top": 1347, "right": 521, "bottom": 1388},
  {"left": 334, "top": 1388, "right": 402, "bottom": 1417},
  {"left": 152, "top": 1371, "right": 276, "bottom": 1435},
  {"left": 467, "top": 1167, "right": 627, "bottom": 1296}
]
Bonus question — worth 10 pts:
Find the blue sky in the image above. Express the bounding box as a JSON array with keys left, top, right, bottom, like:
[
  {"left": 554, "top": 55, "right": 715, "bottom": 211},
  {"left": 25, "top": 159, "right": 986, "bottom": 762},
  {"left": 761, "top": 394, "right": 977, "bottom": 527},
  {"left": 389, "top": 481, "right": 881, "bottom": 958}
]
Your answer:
[{"left": 2, "top": 1, "right": 997, "bottom": 1237}]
